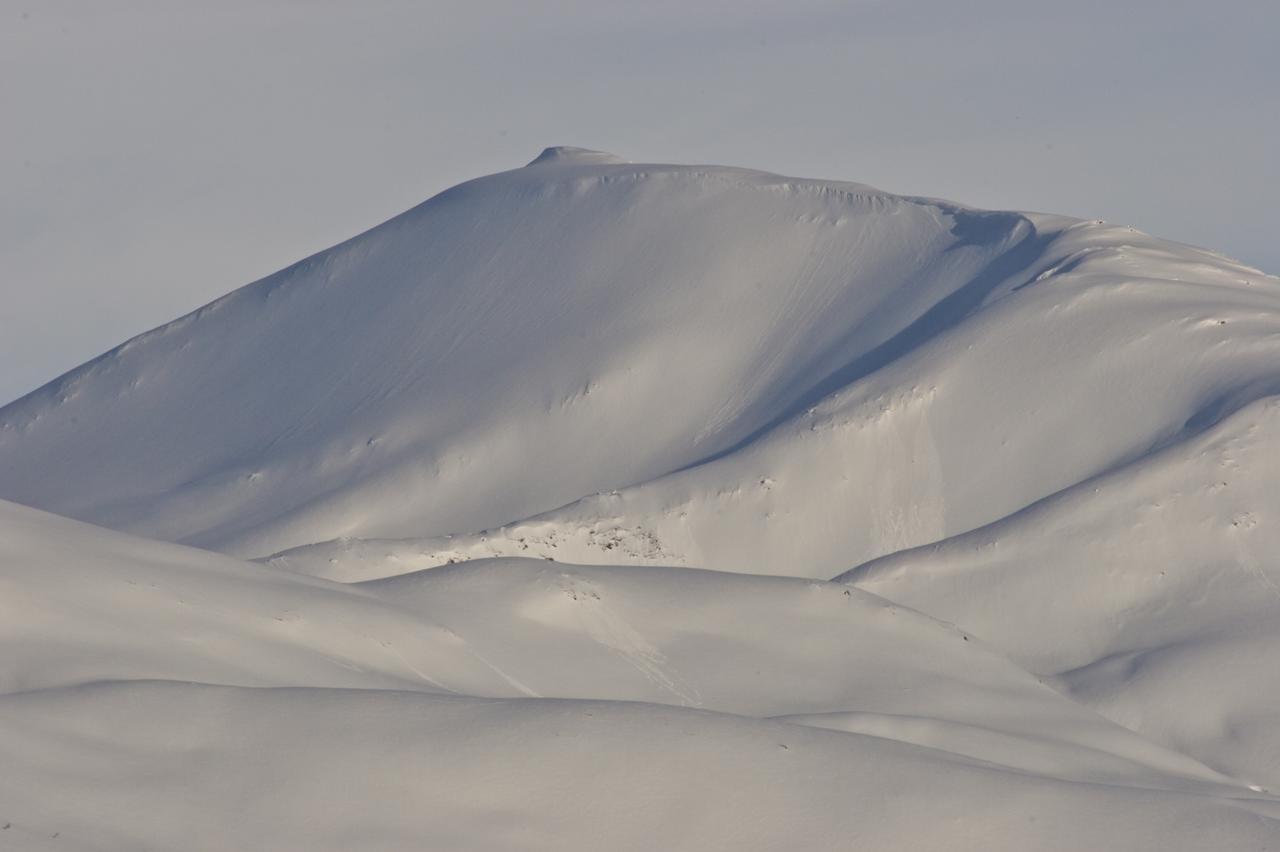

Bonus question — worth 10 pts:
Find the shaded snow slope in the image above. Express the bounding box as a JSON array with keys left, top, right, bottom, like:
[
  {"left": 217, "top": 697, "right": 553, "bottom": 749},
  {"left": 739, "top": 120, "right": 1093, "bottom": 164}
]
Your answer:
[
  {"left": 5, "top": 150, "right": 1275, "bottom": 569},
  {"left": 268, "top": 213, "right": 1280, "bottom": 578},
  {"left": 0, "top": 150, "right": 1031, "bottom": 556}
]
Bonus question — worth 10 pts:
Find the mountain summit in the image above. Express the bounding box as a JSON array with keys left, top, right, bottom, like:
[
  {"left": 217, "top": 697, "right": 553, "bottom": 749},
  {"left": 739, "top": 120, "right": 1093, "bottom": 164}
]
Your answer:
[{"left": 526, "top": 145, "right": 630, "bottom": 165}]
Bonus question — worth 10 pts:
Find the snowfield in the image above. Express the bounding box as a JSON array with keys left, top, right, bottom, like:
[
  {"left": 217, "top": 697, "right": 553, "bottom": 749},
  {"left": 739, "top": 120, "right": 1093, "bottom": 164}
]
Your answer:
[{"left": 1, "top": 148, "right": 1279, "bottom": 849}]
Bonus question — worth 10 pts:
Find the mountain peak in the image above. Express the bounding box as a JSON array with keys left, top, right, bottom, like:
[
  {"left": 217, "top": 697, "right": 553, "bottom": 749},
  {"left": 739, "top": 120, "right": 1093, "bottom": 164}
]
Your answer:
[{"left": 526, "top": 146, "right": 629, "bottom": 166}]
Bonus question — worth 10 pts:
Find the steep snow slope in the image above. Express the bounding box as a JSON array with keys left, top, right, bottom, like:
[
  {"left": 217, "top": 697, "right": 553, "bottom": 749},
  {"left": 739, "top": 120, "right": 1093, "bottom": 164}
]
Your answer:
[
  {"left": 839, "top": 394, "right": 1280, "bottom": 788},
  {"left": 0, "top": 148, "right": 1029, "bottom": 556},
  {"left": 4, "top": 148, "right": 1275, "bottom": 570},
  {"left": 268, "top": 214, "right": 1280, "bottom": 578}
]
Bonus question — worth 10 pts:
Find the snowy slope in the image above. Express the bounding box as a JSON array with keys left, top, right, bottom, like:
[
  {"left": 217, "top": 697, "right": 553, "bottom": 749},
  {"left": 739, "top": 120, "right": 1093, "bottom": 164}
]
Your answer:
[
  {"left": 5, "top": 148, "right": 1275, "bottom": 570},
  {"left": 0, "top": 147, "right": 1030, "bottom": 556},
  {"left": 839, "top": 394, "right": 1280, "bottom": 788},
  {"left": 4, "top": 682, "right": 1280, "bottom": 852},
  {"left": 1, "top": 498, "right": 1240, "bottom": 791},
  {"left": 3, "top": 500, "right": 1279, "bottom": 850}
]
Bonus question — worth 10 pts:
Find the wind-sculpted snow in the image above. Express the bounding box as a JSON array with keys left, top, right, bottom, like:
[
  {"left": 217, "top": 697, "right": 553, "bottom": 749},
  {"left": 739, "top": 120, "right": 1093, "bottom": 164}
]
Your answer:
[{"left": 3, "top": 149, "right": 1280, "bottom": 847}]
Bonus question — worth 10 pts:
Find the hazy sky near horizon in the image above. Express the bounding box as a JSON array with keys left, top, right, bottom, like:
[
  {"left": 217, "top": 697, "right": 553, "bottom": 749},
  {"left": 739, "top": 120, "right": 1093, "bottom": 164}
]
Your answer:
[{"left": 3, "top": 0, "right": 1277, "bottom": 404}]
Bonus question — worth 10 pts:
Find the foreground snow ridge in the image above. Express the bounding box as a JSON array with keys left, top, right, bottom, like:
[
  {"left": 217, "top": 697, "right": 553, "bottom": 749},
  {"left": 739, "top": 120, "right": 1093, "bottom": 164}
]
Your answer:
[{"left": 2, "top": 149, "right": 1280, "bottom": 849}]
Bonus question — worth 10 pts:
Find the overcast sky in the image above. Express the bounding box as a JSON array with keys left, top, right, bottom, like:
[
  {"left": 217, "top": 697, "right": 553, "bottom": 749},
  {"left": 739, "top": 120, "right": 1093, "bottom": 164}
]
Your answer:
[{"left": 3, "top": 0, "right": 1277, "bottom": 404}]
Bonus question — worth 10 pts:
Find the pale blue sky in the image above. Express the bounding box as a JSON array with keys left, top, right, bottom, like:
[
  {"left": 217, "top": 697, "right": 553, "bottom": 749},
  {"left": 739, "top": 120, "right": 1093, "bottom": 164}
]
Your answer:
[{"left": 3, "top": 0, "right": 1277, "bottom": 404}]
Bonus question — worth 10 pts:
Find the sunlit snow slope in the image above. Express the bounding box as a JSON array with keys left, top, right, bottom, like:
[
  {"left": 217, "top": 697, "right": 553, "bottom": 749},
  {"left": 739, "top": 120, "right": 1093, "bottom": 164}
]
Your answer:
[{"left": 3, "top": 148, "right": 1280, "bottom": 849}]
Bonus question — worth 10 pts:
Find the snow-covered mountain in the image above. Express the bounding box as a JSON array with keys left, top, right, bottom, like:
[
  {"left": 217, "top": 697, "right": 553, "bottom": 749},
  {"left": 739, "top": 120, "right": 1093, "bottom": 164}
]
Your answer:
[
  {"left": 3, "top": 148, "right": 1279, "bottom": 849},
  {"left": 6, "top": 147, "right": 1275, "bottom": 570}
]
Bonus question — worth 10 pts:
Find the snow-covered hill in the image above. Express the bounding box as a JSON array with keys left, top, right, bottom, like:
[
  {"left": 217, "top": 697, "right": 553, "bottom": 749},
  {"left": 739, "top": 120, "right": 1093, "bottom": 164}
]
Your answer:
[
  {"left": 3, "top": 498, "right": 1278, "bottom": 850},
  {"left": 3, "top": 148, "right": 1279, "bottom": 848},
  {"left": 1, "top": 498, "right": 1237, "bottom": 787}
]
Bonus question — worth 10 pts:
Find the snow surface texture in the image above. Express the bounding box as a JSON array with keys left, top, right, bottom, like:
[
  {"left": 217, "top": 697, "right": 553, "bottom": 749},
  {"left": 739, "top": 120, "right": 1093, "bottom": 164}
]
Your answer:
[{"left": 2, "top": 148, "right": 1280, "bottom": 848}]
